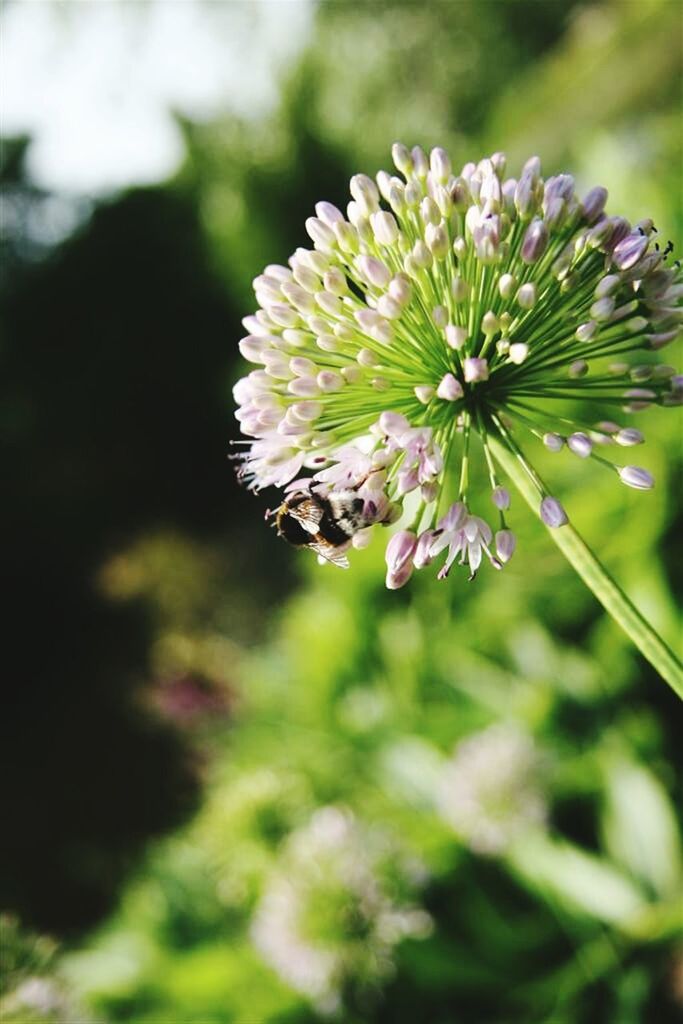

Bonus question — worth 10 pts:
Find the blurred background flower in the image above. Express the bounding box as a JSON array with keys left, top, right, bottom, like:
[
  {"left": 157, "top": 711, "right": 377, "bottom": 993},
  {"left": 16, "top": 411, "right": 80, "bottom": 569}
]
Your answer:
[{"left": 1, "top": 0, "right": 681, "bottom": 1021}]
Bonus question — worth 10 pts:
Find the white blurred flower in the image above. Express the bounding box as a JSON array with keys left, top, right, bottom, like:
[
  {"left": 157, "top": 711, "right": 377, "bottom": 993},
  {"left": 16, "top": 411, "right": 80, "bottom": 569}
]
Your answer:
[
  {"left": 250, "top": 806, "right": 431, "bottom": 1012},
  {"left": 438, "top": 724, "right": 547, "bottom": 856}
]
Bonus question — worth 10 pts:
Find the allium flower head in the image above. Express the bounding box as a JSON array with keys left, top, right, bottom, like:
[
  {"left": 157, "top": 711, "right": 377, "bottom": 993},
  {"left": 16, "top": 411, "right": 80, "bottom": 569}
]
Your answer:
[
  {"left": 438, "top": 723, "right": 547, "bottom": 856},
  {"left": 250, "top": 807, "right": 431, "bottom": 1013},
  {"left": 233, "top": 144, "right": 681, "bottom": 587}
]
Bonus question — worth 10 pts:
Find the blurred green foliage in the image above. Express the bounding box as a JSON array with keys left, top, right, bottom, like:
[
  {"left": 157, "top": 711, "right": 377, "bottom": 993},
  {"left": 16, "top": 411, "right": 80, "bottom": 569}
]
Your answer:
[{"left": 2, "top": 0, "right": 682, "bottom": 1021}]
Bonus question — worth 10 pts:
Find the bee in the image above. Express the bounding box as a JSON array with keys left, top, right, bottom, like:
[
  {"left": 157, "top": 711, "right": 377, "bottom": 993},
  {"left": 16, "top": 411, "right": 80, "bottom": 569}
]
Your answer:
[{"left": 274, "top": 484, "right": 379, "bottom": 568}]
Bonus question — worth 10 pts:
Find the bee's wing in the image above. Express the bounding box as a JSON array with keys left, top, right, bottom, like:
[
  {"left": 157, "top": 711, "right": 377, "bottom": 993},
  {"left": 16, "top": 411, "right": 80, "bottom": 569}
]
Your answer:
[
  {"left": 310, "top": 540, "right": 350, "bottom": 569},
  {"left": 288, "top": 498, "right": 324, "bottom": 535}
]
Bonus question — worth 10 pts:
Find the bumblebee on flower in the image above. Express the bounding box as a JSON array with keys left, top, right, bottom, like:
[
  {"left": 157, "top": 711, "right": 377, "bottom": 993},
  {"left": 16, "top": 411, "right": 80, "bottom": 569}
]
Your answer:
[{"left": 233, "top": 142, "right": 682, "bottom": 590}]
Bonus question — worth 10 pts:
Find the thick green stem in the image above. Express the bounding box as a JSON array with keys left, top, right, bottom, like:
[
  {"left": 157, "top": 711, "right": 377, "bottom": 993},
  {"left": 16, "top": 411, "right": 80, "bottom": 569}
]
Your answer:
[{"left": 488, "top": 436, "right": 683, "bottom": 697}]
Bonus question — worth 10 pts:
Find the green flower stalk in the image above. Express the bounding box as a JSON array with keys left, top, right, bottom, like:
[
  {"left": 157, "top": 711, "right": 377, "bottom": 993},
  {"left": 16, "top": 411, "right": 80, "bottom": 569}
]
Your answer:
[{"left": 233, "top": 143, "right": 682, "bottom": 690}]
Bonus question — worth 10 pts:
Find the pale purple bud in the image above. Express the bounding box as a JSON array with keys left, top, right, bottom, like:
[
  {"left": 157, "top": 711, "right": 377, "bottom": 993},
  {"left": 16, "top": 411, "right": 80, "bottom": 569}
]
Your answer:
[
  {"left": 495, "top": 529, "right": 516, "bottom": 563},
  {"left": 569, "top": 360, "right": 588, "bottom": 378},
  {"left": 647, "top": 330, "right": 679, "bottom": 350},
  {"left": 414, "top": 385, "right": 435, "bottom": 405},
  {"left": 377, "top": 295, "right": 402, "bottom": 320},
  {"left": 371, "top": 210, "right": 399, "bottom": 246},
  {"left": 350, "top": 173, "right": 380, "bottom": 214},
  {"left": 581, "top": 186, "right": 608, "bottom": 224},
  {"left": 411, "top": 240, "right": 433, "bottom": 269},
  {"left": 385, "top": 530, "right": 418, "bottom": 575},
  {"left": 317, "top": 370, "right": 344, "bottom": 392},
  {"left": 450, "top": 276, "right": 469, "bottom": 302},
  {"left": 315, "top": 201, "right": 344, "bottom": 226},
  {"left": 604, "top": 216, "right": 631, "bottom": 250},
  {"left": 315, "top": 291, "right": 342, "bottom": 317},
  {"left": 491, "top": 486, "right": 510, "bottom": 510},
  {"left": 521, "top": 219, "right": 548, "bottom": 263},
  {"left": 421, "top": 481, "right": 438, "bottom": 504},
  {"left": 282, "top": 283, "right": 315, "bottom": 314},
  {"left": 514, "top": 170, "right": 538, "bottom": 219},
  {"left": 411, "top": 145, "right": 429, "bottom": 178},
  {"left": 576, "top": 321, "right": 598, "bottom": 342},
  {"left": 516, "top": 283, "right": 537, "bottom": 309},
  {"left": 391, "top": 142, "right": 413, "bottom": 177},
  {"left": 322, "top": 268, "right": 347, "bottom": 297},
  {"left": 615, "top": 428, "right": 644, "bottom": 446},
  {"left": 618, "top": 466, "right": 654, "bottom": 490},
  {"left": 445, "top": 324, "right": 468, "bottom": 350},
  {"left": 544, "top": 196, "right": 566, "bottom": 231},
  {"left": 596, "top": 420, "right": 620, "bottom": 434},
  {"left": 595, "top": 274, "right": 621, "bottom": 298},
  {"left": 540, "top": 496, "right": 568, "bottom": 528},
  {"left": 426, "top": 222, "right": 450, "bottom": 260},
  {"left": 341, "top": 366, "right": 362, "bottom": 384},
  {"left": 287, "top": 376, "right": 320, "bottom": 397},
  {"left": 623, "top": 388, "right": 656, "bottom": 411},
  {"left": 305, "top": 217, "right": 337, "bottom": 252},
  {"left": 358, "top": 255, "right": 391, "bottom": 289},
  {"left": 389, "top": 274, "right": 412, "bottom": 307},
  {"left": 430, "top": 146, "right": 452, "bottom": 183},
  {"left": 290, "top": 356, "right": 317, "bottom": 377},
  {"left": 568, "top": 432, "right": 593, "bottom": 458},
  {"left": 268, "top": 303, "right": 301, "bottom": 328},
  {"left": 590, "top": 296, "right": 616, "bottom": 322},
  {"left": 543, "top": 432, "right": 564, "bottom": 451},
  {"left": 437, "top": 373, "right": 464, "bottom": 401},
  {"left": 612, "top": 232, "right": 649, "bottom": 271},
  {"left": 464, "top": 357, "right": 489, "bottom": 383},
  {"left": 629, "top": 364, "right": 652, "bottom": 383},
  {"left": 379, "top": 411, "right": 410, "bottom": 436},
  {"left": 333, "top": 220, "right": 360, "bottom": 254},
  {"left": 397, "top": 466, "right": 420, "bottom": 495},
  {"left": 357, "top": 347, "right": 379, "bottom": 368},
  {"left": 414, "top": 530, "right": 436, "bottom": 569},
  {"left": 432, "top": 305, "right": 448, "bottom": 328},
  {"left": 238, "top": 335, "right": 268, "bottom": 363}
]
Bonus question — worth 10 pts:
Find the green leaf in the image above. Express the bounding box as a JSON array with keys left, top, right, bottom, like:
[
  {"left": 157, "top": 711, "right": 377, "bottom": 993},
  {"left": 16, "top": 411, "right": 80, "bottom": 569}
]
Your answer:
[
  {"left": 601, "top": 756, "right": 683, "bottom": 898},
  {"left": 507, "top": 832, "right": 645, "bottom": 927}
]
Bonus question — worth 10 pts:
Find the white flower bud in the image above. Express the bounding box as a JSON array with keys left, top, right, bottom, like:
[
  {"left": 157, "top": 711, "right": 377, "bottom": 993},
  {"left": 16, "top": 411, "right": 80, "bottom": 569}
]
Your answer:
[
  {"left": 464, "top": 357, "right": 489, "bottom": 383},
  {"left": 414, "top": 385, "right": 435, "bottom": 404},
  {"left": 358, "top": 255, "right": 392, "bottom": 289},
  {"left": 445, "top": 325, "right": 468, "bottom": 350},
  {"left": 432, "top": 305, "right": 448, "bottom": 328},
  {"left": 516, "top": 283, "right": 537, "bottom": 309},
  {"left": 451, "top": 276, "right": 469, "bottom": 302},
  {"left": 437, "top": 373, "right": 464, "bottom": 401},
  {"left": 508, "top": 343, "right": 529, "bottom": 364},
  {"left": 430, "top": 146, "right": 452, "bottom": 183},
  {"left": 371, "top": 210, "right": 399, "bottom": 246},
  {"left": 498, "top": 273, "right": 517, "bottom": 299}
]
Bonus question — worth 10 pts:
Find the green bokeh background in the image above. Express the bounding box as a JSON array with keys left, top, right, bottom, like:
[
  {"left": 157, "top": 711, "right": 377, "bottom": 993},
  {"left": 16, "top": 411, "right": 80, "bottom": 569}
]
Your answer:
[{"left": 2, "top": 1, "right": 681, "bottom": 1022}]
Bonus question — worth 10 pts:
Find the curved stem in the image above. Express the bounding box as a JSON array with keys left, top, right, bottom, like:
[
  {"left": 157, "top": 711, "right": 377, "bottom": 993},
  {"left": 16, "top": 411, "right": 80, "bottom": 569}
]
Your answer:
[{"left": 488, "top": 435, "right": 683, "bottom": 698}]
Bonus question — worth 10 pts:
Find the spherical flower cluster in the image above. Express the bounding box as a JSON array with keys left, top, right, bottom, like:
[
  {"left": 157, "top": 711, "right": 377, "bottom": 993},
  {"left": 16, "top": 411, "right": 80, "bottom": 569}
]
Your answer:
[
  {"left": 438, "top": 723, "right": 547, "bottom": 856},
  {"left": 233, "top": 143, "right": 682, "bottom": 587},
  {"left": 250, "top": 806, "right": 431, "bottom": 1013}
]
